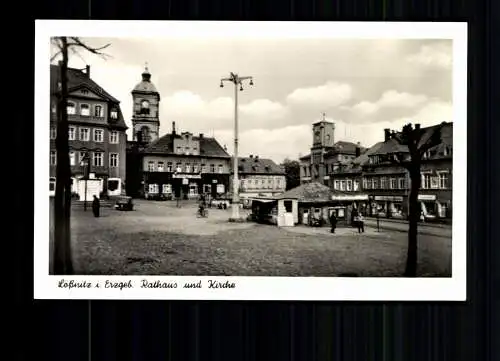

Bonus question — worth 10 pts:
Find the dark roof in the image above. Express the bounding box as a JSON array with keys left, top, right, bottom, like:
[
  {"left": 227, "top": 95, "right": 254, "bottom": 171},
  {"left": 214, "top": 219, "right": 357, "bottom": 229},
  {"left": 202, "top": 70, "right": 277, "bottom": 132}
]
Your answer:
[
  {"left": 328, "top": 141, "right": 365, "bottom": 155},
  {"left": 373, "top": 122, "right": 453, "bottom": 156},
  {"left": 141, "top": 133, "right": 230, "bottom": 158},
  {"left": 50, "top": 64, "right": 120, "bottom": 103},
  {"left": 275, "top": 182, "right": 333, "bottom": 202},
  {"left": 231, "top": 157, "right": 285, "bottom": 175},
  {"left": 50, "top": 64, "right": 127, "bottom": 129}
]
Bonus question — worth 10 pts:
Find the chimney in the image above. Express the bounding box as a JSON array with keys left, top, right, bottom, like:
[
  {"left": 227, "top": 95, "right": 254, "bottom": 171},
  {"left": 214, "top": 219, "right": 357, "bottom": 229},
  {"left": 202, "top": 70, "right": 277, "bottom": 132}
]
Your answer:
[
  {"left": 199, "top": 133, "right": 204, "bottom": 139},
  {"left": 172, "top": 121, "right": 176, "bottom": 135},
  {"left": 384, "top": 128, "right": 391, "bottom": 142},
  {"left": 355, "top": 146, "right": 361, "bottom": 157},
  {"left": 86, "top": 65, "right": 90, "bottom": 78},
  {"left": 249, "top": 155, "right": 253, "bottom": 158},
  {"left": 415, "top": 123, "right": 421, "bottom": 130}
]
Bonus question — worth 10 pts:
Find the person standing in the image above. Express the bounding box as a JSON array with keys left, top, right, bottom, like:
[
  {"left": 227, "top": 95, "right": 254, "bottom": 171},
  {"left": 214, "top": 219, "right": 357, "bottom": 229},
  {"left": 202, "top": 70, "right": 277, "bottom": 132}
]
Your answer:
[
  {"left": 92, "top": 195, "right": 100, "bottom": 218},
  {"left": 329, "top": 211, "right": 337, "bottom": 233},
  {"left": 357, "top": 213, "right": 365, "bottom": 233}
]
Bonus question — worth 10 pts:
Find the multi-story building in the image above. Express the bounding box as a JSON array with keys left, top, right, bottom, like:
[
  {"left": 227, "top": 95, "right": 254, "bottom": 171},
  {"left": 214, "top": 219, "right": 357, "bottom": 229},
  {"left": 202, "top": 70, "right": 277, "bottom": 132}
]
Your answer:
[
  {"left": 362, "top": 123, "right": 453, "bottom": 220},
  {"left": 124, "top": 66, "right": 231, "bottom": 199},
  {"left": 49, "top": 63, "right": 128, "bottom": 198},
  {"left": 138, "top": 124, "right": 231, "bottom": 200},
  {"left": 229, "top": 155, "right": 286, "bottom": 199},
  {"left": 299, "top": 115, "right": 365, "bottom": 186}
]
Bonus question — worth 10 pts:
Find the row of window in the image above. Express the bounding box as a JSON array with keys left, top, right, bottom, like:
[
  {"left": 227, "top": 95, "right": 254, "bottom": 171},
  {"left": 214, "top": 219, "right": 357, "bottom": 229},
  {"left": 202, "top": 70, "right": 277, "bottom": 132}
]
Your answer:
[
  {"left": 241, "top": 178, "right": 283, "bottom": 189},
  {"left": 346, "top": 172, "right": 449, "bottom": 191},
  {"left": 50, "top": 150, "right": 119, "bottom": 168},
  {"left": 147, "top": 161, "right": 225, "bottom": 174},
  {"left": 333, "top": 179, "right": 361, "bottom": 192},
  {"left": 147, "top": 183, "right": 225, "bottom": 195},
  {"left": 52, "top": 101, "right": 118, "bottom": 119},
  {"left": 362, "top": 177, "right": 407, "bottom": 190},
  {"left": 50, "top": 126, "right": 120, "bottom": 144}
]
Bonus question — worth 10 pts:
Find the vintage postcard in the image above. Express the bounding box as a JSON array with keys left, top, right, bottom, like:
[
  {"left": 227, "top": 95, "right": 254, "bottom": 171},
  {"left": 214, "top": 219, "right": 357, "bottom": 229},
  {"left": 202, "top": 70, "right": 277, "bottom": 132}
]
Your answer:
[{"left": 34, "top": 20, "right": 467, "bottom": 300}]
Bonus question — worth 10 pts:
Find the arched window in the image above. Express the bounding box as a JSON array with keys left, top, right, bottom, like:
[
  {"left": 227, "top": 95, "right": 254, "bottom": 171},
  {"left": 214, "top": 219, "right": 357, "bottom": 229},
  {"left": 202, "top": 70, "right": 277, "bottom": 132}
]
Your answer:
[
  {"left": 140, "top": 126, "right": 150, "bottom": 143},
  {"left": 67, "top": 101, "right": 76, "bottom": 115}
]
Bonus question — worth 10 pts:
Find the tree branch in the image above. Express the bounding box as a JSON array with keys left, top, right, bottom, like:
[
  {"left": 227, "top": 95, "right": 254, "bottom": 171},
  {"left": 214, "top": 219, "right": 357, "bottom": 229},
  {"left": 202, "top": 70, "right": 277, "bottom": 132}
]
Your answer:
[{"left": 67, "top": 37, "right": 112, "bottom": 60}]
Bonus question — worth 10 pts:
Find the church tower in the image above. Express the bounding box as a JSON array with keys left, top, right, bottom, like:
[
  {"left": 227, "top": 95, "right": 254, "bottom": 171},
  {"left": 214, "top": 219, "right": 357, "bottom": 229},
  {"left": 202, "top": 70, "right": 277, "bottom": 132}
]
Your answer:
[{"left": 131, "top": 64, "right": 160, "bottom": 143}]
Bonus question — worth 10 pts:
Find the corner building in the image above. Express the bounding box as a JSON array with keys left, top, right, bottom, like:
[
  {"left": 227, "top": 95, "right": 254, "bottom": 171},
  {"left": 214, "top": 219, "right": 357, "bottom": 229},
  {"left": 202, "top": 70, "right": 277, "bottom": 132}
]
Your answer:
[{"left": 49, "top": 63, "right": 128, "bottom": 198}]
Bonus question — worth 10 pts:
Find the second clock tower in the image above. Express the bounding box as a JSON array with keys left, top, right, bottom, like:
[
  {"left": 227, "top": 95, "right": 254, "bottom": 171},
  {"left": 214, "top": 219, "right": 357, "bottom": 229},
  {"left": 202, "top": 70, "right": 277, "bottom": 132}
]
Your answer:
[{"left": 131, "top": 64, "right": 160, "bottom": 143}]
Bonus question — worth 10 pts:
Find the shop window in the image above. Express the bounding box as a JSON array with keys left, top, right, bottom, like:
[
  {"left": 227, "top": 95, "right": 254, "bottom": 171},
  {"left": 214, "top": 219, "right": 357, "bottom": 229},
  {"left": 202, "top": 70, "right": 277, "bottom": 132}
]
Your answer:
[
  {"left": 203, "top": 184, "right": 211, "bottom": 194},
  {"left": 189, "top": 183, "right": 198, "bottom": 196},
  {"left": 162, "top": 184, "right": 172, "bottom": 194},
  {"left": 148, "top": 184, "right": 159, "bottom": 194}
]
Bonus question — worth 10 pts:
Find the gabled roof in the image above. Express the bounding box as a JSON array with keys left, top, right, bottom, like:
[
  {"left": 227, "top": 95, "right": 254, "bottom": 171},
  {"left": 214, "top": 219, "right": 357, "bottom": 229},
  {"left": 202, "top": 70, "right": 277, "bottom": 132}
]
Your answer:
[
  {"left": 230, "top": 157, "right": 285, "bottom": 175},
  {"left": 141, "top": 133, "right": 230, "bottom": 158},
  {"left": 372, "top": 122, "right": 452, "bottom": 156},
  {"left": 50, "top": 64, "right": 127, "bottom": 129},
  {"left": 50, "top": 64, "right": 120, "bottom": 103}
]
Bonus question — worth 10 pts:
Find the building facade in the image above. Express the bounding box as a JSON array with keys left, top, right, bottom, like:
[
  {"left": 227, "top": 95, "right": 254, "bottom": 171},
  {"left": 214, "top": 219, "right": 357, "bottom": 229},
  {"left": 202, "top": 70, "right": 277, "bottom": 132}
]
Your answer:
[
  {"left": 299, "top": 116, "right": 364, "bottom": 186},
  {"left": 49, "top": 64, "right": 128, "bottom": 198},
  {"left": 230, "top": 155, "right": 286, "bottom": 198},
  {"left": 139, "top": 127, "right": 231, "bottom": 200},
  {"left": 362, "top": 123, "right": 453, "bottom": 220}
]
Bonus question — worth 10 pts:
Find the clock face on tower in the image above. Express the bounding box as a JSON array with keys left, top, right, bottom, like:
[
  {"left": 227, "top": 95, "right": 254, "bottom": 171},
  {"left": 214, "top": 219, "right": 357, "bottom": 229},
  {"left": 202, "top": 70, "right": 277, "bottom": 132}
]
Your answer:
[{"left": 141, "top": 100, "right": 149, "bottom": 109}]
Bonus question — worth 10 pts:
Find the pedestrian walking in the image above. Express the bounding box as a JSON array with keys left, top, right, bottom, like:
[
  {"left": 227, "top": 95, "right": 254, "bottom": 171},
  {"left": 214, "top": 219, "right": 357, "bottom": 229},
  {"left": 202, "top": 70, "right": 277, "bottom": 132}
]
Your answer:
[
  {"left": 329, "top": 211, "right": 337, "bottom": 233},
  {"left": 357, "top": 213, "right": 365, "bottom": 233},
  {"left": 92, "top": 195, "right": 100, "bottom": 218}
]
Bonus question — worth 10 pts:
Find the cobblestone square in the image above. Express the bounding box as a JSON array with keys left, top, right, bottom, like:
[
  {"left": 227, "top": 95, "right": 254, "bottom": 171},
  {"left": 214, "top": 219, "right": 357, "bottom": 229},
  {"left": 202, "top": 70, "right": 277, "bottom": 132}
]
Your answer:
[{"left": 50, "top": 199, "right": 452, "bottom": 277}]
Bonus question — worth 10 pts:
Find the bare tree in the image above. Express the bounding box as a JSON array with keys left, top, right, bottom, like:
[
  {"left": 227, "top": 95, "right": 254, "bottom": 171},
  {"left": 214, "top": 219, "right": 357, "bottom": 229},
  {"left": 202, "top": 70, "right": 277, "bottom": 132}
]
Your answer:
[
  {"left": 390, "top": 123, "right": 444, "bottom": 277},
  {"left": 50, "top": 37, "right": 111, "bottom": 275}
]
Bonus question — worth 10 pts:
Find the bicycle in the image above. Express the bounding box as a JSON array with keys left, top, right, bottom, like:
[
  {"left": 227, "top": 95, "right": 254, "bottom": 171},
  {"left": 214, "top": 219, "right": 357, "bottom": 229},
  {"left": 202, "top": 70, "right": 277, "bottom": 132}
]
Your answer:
[{"left": 197, "top": 207, "right": 208, "bottom": 218}]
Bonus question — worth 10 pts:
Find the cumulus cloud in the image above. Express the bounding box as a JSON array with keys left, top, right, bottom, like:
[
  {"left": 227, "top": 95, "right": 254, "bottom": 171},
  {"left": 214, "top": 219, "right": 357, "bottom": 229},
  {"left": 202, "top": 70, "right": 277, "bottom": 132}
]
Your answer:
[
  {"left": 214, "top": 125, "right": 312, "bottom": 163},
  {"left": 350, "top": 90, "right": 428, "bottom": 117},
  {"left": 286, "top": 81, "right": 353, "bottom": 109},
  {"left": 406, "top": 43, "right": 452, "bottom": 69}
]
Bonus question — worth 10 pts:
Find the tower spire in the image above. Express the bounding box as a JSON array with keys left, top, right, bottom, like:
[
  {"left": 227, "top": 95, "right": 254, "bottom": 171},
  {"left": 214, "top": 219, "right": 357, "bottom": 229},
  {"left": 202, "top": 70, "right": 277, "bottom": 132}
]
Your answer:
[
  {"left": 142, "top": 62, "right": 151, "bottom": 81},
  {"left": 322, "top": 112, "right": 326, "bottom": 121}
]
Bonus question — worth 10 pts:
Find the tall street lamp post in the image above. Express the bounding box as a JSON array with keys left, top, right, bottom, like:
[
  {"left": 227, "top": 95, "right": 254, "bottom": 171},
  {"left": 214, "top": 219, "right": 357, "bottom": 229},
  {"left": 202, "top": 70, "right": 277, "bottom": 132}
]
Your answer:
[{"left": 220, "top": 72, "right": 254, "bottom": 220}]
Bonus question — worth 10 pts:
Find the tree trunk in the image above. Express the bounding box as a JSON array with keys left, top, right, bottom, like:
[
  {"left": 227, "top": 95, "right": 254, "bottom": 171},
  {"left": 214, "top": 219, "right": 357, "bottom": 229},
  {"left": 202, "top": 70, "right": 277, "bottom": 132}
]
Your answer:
[
  {"left": 405, "top": 166, "right": 421, "bottom": 277},
  {"left": 53, "top": 37, "right": 73, "bottom": 275}
]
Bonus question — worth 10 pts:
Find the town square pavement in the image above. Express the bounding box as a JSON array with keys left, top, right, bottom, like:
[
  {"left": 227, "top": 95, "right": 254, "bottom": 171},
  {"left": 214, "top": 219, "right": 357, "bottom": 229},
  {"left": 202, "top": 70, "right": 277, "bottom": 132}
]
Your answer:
[{"left": 48, "top": 199, "right": 452, "bottom": 277}]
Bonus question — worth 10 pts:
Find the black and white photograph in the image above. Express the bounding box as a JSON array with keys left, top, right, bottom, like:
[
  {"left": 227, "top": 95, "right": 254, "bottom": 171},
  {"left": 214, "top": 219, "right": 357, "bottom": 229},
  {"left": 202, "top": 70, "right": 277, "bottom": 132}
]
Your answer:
[{"left": 35, "top": 21, "right": 467, "bottom": 300}]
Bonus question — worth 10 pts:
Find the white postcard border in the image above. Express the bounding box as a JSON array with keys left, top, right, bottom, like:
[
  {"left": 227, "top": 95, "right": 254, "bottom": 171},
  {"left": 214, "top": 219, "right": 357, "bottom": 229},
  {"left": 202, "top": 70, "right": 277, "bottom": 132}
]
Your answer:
[{"left": 34, "top": 20, "right": 467, "bottom": 301}]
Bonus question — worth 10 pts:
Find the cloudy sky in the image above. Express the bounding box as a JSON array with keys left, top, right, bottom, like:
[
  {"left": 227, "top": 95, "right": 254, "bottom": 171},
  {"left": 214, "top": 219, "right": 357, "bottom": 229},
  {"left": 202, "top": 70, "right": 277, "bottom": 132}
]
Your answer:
[{"left": 51, "top": 36, "right": 452, "bottom": 163}]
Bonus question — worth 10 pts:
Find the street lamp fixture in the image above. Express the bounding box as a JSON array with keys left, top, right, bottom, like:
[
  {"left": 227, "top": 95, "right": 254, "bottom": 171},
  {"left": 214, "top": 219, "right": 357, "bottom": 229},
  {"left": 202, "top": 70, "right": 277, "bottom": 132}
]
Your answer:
[{"left": 220, "top": 72, "right": 254, "bottom": 220}]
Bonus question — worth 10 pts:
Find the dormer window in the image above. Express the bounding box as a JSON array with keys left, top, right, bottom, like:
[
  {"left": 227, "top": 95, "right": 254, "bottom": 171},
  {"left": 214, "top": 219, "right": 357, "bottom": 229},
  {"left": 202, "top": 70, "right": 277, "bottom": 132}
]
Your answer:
[
  {"left": 94, "top": 105, "right": 103, "bottom": 117},
  {"left": 80, "top": 103, "right": 90, "bottom": 116},
  {"left": 67, "top": 102, "right": 76, "bottom": 115},
  {"left": 110, "top": 109, "right": 118, "bottom": 119}
]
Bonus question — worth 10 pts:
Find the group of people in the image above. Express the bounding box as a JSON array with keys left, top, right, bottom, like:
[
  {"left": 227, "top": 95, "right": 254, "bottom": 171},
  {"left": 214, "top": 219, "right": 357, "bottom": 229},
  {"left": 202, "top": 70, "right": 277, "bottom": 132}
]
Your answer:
[{"left": 328, "top": 209, "right": 365, "bottom": 234}]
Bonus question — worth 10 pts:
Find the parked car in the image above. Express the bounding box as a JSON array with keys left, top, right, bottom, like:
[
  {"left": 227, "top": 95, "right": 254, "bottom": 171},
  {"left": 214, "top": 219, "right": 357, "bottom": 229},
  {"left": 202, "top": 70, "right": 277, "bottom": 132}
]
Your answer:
[{"left": 114, "top": 196, "right": 134, "bottom": 211}]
